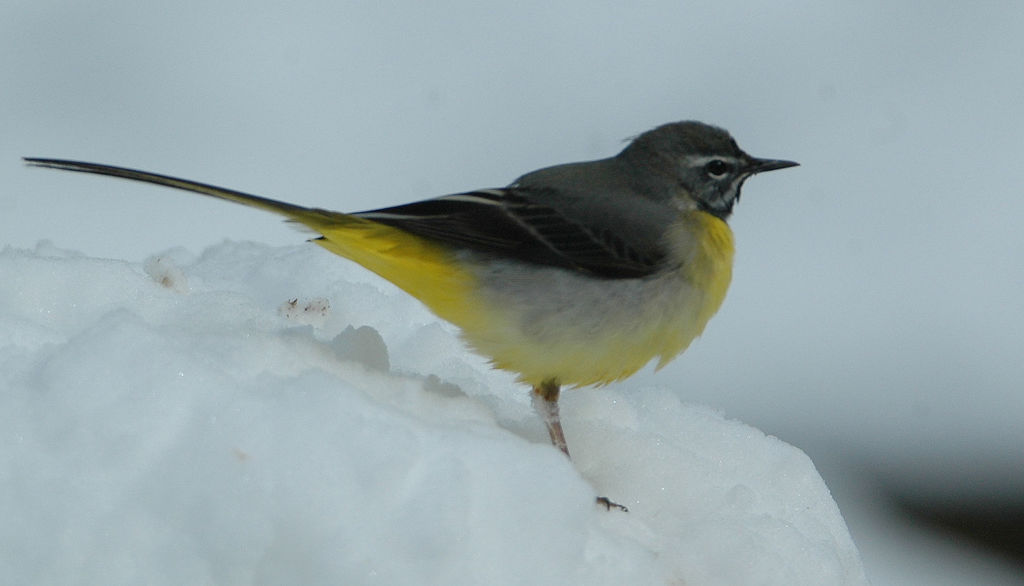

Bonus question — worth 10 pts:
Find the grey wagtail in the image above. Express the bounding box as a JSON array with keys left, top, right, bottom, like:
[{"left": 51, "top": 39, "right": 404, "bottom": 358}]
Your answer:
[{"left": 25, "top": 121, "right": 796, "bottom": 471}]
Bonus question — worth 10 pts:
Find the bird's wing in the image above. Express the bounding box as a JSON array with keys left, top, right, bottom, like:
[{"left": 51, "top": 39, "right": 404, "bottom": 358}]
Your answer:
[
  {"left": 355, "top": 187, "right": 665, "bottom": 278},
  {"left": 22, "top": 159, "right": 668, "bottom": 278}
]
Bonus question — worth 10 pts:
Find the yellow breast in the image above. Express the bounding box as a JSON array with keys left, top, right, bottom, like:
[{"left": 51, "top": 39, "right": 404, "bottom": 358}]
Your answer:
[{"left": 656, "top": 210, "right": 734, "bottom": 367}]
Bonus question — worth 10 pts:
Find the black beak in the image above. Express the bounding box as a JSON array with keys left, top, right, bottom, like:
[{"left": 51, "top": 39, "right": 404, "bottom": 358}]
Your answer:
[{"left": 749, "top": 158, "right": 799, "bottom": 174}]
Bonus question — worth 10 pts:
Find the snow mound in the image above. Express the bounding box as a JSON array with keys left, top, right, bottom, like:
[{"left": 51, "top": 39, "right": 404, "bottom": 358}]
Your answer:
[{"left": 0, "top": 241, "right": 868, "bottom": 585}]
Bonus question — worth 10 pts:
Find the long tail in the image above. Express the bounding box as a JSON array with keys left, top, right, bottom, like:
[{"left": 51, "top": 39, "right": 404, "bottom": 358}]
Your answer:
[
  {"left": 24, "top": 158, "right": 480, "bottom": 324},
  {"left": 22, "top": 158, "right": 344, "bottom": 230}
]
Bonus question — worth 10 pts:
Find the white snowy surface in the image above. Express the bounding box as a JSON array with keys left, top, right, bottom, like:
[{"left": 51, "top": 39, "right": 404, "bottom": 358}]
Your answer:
[{"left": 0, "top": 241, "right": 868, "bottom": 585}]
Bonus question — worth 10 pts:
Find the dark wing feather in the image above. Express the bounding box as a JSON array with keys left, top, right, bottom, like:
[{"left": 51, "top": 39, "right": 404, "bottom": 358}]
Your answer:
[{"left": 355, "top": 187, "right": 663, "bottom": 278}]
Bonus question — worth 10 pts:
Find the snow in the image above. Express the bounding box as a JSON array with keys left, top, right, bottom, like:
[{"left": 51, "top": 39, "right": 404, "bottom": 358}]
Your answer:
[{"left": 0, "top": 240, "right": 868, "bottom": 585}]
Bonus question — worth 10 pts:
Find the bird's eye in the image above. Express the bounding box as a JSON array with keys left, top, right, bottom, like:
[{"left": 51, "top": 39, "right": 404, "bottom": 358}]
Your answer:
[{"left": 704, "top": 159, "right": 731, "bottom": 178}]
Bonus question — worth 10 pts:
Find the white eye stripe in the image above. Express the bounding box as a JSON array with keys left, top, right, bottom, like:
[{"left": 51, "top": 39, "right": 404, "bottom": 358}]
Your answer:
[{"left": 687, "top": 155, "right": 741, "bottom": 180}]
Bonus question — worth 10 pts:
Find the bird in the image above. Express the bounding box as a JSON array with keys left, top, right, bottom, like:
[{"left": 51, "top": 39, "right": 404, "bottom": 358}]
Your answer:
[{"left": 25, "top": 121, "right": 796, "bottom": 491}]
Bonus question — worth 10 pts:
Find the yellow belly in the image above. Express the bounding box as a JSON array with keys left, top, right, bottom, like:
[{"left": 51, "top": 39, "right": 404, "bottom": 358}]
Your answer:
[{"left": 313, "top": 211, "right": 734, "bottom": 388}]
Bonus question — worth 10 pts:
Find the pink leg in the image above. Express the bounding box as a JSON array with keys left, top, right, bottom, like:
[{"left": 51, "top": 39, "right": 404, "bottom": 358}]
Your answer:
[
  {"left": 532, "top": 379, "right": 570, "bottom": 457},
  {"left": 531, "top": 379, "right": 628, "bottom": 512}
]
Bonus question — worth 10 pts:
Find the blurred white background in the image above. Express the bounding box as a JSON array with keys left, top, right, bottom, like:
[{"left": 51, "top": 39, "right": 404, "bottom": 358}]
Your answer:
[{"left": 3, "top": 1, "right": 1022, "bottom": 583}]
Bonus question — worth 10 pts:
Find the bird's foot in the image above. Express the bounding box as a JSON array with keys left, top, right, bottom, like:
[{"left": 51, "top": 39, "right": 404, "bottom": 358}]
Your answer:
[{"left": 595, "top": 496, "right": 628, "bottom": 512}]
